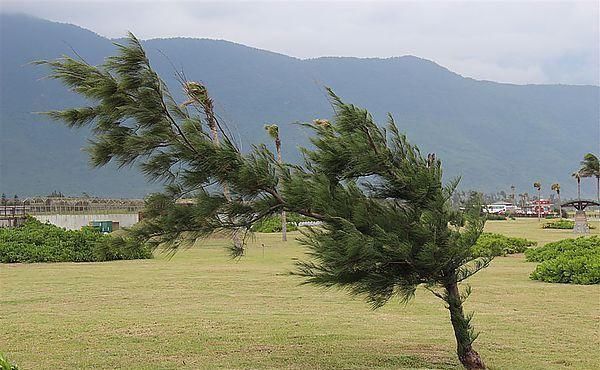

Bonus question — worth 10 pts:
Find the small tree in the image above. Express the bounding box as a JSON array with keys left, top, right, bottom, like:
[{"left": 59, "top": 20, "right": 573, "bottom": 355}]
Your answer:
[
  {"left": 264, "top": 124, "right": 287, "bottom": 241},
  {"left": 38, "top": 34, "right": 491, "bottom": 369},
  {"left": 551, "top": 183, "right": 561, "bottom": 217},
  {"left": 533, "top": 182, "right": 542, "bottom": 221}
]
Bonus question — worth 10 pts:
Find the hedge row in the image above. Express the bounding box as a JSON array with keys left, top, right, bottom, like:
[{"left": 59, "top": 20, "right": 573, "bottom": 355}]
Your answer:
[
  {"left": 542, "top": 219, "right": 574, "bottom": 229},
  {"left": 250, "top": 213, "right": 314, "bottom": 233},
  {"left": 525, "top": 236, "right": 600, "bottom": 284},
  {"left": 472, "top": 233, "right": 536, "bottom": 257},
  {"left": 0, "top": 217, "right": 152, "bottom": 263}
]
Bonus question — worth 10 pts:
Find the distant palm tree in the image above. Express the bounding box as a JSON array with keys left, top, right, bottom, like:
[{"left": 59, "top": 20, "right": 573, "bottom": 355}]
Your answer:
[
  {"left": 533, "top": 182, "right": 542, "bottom": 221},
  {"left": 510, "top": 185, "right": 516, "bottom": 206},
  {"left": 265, "top": 124, "right": 287, "bottom": 242},
  {"left": 572, "top": 172, "right": 582, "bottom": 201},
  {"left": 183, "top": 81, "right": 243, "bottom": 251},
  {"left": 579, "top": 153, "right": 600, "bottom": 203},
  {"left": 518, "top": 193, "right": 525, "bottom": 208},
  {"left": 551, "top": 183, "right": 561, "bottom": 217}
]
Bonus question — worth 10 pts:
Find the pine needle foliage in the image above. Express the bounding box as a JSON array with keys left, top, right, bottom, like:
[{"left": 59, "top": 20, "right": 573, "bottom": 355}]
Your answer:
[{"left": 38, "top": 33, "right": 489, "bottom": 369}]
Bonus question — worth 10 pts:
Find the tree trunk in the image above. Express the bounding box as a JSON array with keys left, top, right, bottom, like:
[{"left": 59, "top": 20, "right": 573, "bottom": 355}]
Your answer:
[
  {"left": 537, "top": 190, "right": 541, "bottom": 222},
  {"left": 206, "top": 105, "right": 243, "bottom": 251},
  {"left": 445, "top": 283, "right": 486, "bottom": 369},
  {"left": 275, "top": 139, "right": 287, "bottom": 242},
  {"left": 557, "top": 192, "right": 562, "bottom": 218},
  {"left": 596, "top": 176, "right": 600, "bottom": 218}
]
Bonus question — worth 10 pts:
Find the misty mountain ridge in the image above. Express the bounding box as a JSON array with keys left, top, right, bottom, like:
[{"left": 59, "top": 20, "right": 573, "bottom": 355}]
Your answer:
[{"left": 1, "top": 14, "right": 598, "bottom": 198}]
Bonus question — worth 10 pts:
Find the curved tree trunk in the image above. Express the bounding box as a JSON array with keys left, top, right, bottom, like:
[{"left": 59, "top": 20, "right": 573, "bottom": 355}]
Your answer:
[
  {"left": 205, "top": 100, "right": 243, "bottom": 251},
  {"left": 445, "top": 283, "right": 486, "bottom": 369}
]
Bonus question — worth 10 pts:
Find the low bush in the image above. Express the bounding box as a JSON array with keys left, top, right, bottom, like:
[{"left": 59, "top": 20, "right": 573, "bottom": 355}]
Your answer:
[
  {"left": 525, "top": 236, "right": 600, "bottom": 284},
  {"left": 543, "top": 219, "right": 595, "bottom": 230},
  {"left": 0, "top": 217, "right": 152, "bottom": 263},
  {"left": 485, "top": 214, "right": 507, "bottom": 221},
  {"left": 250, "top": 215, "right": 299, "bottom": 233},
  {"left": 542, "top": 219, "right": 574, "bottom": 229},
  {"left": 472, "top": 233, "right": 536, "bottom": 257},
  {"left": 525, "top": 236, "right": 600, "bottom": 262}
]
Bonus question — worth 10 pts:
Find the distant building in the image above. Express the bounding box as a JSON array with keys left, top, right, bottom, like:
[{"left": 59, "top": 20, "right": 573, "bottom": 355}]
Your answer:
[
  {"left": 484, "top": 202, "right": 517, "bottom": 214},
  {"left": 520, "top": 199, "right": 553, "bottom": 216}
]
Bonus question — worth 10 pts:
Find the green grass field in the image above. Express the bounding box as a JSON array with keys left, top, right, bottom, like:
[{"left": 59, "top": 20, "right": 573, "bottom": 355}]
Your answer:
[{"left": 1, "top": 219, "right": 599, "bottom": 369}]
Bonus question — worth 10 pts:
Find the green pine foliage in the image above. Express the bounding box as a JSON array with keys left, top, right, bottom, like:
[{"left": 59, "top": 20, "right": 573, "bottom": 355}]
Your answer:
[
  {"left": 39, "top": 33, "right": 490, "bottom": 368},
  {"left": 472, "top": 233, "right": 536, "bottom": 257},
  {"left": 0, "top": 217, "right": 152, "bottom": 263},
  {"left": 525, "top": 236, "right": 600, "bottom": 284}
]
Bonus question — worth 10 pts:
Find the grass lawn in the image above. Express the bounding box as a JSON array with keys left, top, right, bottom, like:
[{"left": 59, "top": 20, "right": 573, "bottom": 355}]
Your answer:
[
  {"left": 1, "top": 220, "right": 599, "bottom": 369},
  {"left": 485, "top": 217, "right": 600, "bottom": 246}
]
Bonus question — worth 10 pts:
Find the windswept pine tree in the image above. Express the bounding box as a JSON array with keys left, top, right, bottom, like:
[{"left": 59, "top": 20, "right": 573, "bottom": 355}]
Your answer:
[{"left": 38, "top": 33, "right": 491, "bottom": 369}]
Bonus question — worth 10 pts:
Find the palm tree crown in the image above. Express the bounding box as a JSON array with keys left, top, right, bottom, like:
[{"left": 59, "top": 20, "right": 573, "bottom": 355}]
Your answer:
[
  {"left": 579, "top": 153, "right": 600, "bottom": 202},
  {"left": 264, "top": 124, "right": 279, "bottom": 141},
  {"left": 579, "top": 153, "right": 600, "bottom": 178}
]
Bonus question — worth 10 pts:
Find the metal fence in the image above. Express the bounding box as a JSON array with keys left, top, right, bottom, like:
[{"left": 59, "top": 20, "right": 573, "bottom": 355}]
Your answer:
[
  {"left": 0, "top": 206, "right": 27, "bottom": 218},
  {"left": 1, "top": 197, "right": 145, "bottom": 215}
]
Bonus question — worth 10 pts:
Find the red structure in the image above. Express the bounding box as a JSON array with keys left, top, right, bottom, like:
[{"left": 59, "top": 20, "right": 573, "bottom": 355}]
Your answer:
[{"left": 531, "top": 199, "right": 552, "bottom": 216}]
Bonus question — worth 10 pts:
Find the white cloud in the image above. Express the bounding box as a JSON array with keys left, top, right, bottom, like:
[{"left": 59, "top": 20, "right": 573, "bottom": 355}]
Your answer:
[{"left": 1, "top": 0, "right": 598, "bottom": 85}]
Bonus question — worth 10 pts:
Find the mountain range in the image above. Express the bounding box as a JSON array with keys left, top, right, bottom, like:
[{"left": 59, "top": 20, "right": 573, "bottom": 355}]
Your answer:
[{"left": 1, "top": 14, "right": 598, "bottom": 198}]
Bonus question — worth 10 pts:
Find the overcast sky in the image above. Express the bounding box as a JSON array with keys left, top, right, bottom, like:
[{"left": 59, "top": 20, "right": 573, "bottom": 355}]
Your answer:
[{"left": 1, "top": 0, "right": 598, "bottom": 85}]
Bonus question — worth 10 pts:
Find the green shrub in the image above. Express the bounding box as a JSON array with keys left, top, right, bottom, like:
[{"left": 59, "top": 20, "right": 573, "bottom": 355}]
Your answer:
[
  {"left": 0, "top": 217, "right": 152, "bottom": 263},
  {"left": 485, "top": 214, "right": 507, "bottom": 221},
  {"left": 542, "top": 219, "right": 574, "bottom": 229},
  {"left": 525, "top": 236, "right": 600, "bottom": 262},
  {"left": 284, "top": 212, "right": 314, "bottom": 224},
  {"left": 543, "top": 219, "right": 595, "bottom": 229},
  {"left": 472, "top": 233, "right": 536, "bottom": 257},
  {"left": 95, "top": 235, "right": 153, "bottom": 261},
  {"left": 250, "top": 215, "right": 299, "bottom": 233},
  {"left": 525, "top": 236, "right": 600, "bottom": 284},
  {"left": 530, "top": 253, "right": 600, "bottom": 284}
]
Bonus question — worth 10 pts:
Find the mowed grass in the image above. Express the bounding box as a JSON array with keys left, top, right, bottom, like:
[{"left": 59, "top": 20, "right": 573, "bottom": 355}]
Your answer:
[
  {"left": 486, "top": 217, "right": 600, "bottom": 246},
  {"left": 1, "top": 220, "right": 599, "bottom": 369}
]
